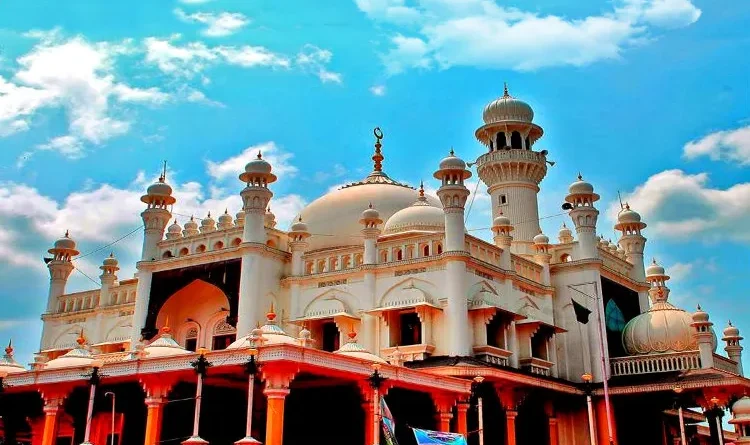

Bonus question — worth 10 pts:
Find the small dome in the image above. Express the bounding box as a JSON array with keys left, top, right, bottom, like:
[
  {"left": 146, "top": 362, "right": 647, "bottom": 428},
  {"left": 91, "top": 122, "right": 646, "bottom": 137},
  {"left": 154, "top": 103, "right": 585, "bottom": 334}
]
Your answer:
[
  {"left": 289, "top": 216, "right": 310, "bottom": 234},
  {"left": 334, "top": 332, "right": 387, "bottom": 363},
  {"left": 264, "top": 207, "right": 276, "bottom": 227},
  {"left": 102, "top": 253, "right": 118, "bottom": 267},
  {"left": 183, "top": 216, "right": 199, "bottom": 236},
  {"left": 228, "top": 305, "right": 297, "bottom": 348},
  {"left": 731, "top": 396, "right": 750, "bottom": 423},
  {"left": 383, "top": 188, "right": 444, "bottom": 235},
  {"left": 608, "top": 241, "right": 618, "bottom": 252},
  {"left": 146, "top": 180, "right": 173, "bottom": 198},
  {"left": 558, "top": 223, "right": 572, "bottom": 238},
  {"left": 53, "top": 231, "right": 77, "bottom": 251},
  {"left": 617, "top": 203, "right": 642, "bottom": 224},
  {"left": 0, "top": 341, "right": 25, "bottom": 375},
  {"left": 361, "top": 204, "right": 381, "bottom": 221},
  {"left": 646, "top": 259, "right": 666, "bottom": 277},
  {"left": 482, "top": 85, "right": 534, "bottom": 124},
  {"left": 438, "top": 149, "right": 467, "bottom": 171},
  {"left": 622, "top": 302, "right": 699, "bottom": 355},
  {"left": 218, "top": 209, "right": 234, "bottom": 229},
  {"left": 144, "top": 326, "right": 190, "bottom": 358},
  {"left": 200, "top": 212, "right": 216, "bottom": 232},
  {"left": 692, "top": 305, "right": 710, "bottom": 323},
  {"left": 235, "top": 211, "right": 245, "bottom": 226},
  {"left": 568, "top": 174, "right": 594, "bottom": 195},
  {"left": 167, "top": 220, "right": 182, "bottom": 235},
  {"left": 533, "top": 232, "right": 549, "bottom": 245},
  {"left": 243, "top": 152, "right": 272, "bottom": 175},
  {"left": 723, "top": 321, "right": 741, "bottom": 339},
  {"left": 45, "top": 334, "right": 95, "bottom": 369},
  {"left": 494, "top": 213, "right": 512, "bottom": 228}
]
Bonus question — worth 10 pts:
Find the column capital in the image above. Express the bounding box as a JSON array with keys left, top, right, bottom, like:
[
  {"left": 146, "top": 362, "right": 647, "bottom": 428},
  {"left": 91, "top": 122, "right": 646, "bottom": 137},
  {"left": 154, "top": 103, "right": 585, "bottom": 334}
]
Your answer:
[
  {"left": 506, "top": 409, "right": 518, "bottom": 419},
  {"left": 456, "top": 401, "right": 470, "bottom": 413},
  {"left": 145, "top": 396, "right": 164, "bottom": 408},
  {"left": 264, "top": 387, "right": 290, "bottom": 399},
  {"left": 141, "top": 375, "right": 177, "bottom": 399}
]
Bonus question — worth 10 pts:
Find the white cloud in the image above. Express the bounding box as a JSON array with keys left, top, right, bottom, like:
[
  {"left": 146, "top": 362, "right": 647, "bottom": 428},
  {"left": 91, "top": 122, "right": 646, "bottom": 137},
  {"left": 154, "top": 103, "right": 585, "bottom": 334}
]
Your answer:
[
  {"left": 216, "top": 45, "right": 290, "bottom": 68},
  {"left": 143, "top": 36, "right": 218, "bottom": 78},
  {"left": 370, "top": 85, "right": 387, "bottom": 96},
  {"left": 174, "top": 8, "right": 250, "bottom": 37},
  {"left": 610, "top": 169, "right": 750, "bottom": 243},
  {"left": 683, "top": 125, "right": 750, "bottom": 165},
  {"left": 36, "top": 135, "right": 85, "bottom": 158},
  {"left": 667, "top": 261, "right": 694, "bottom": 281},
  {"left": 356, "top": 0, "right": 701, "bottom": 74},
  {"left": 205, "top": 142, "right": 298, "bottom": 181},
  {"left": 295, "top": 45, "right": 342, "bottom": 84}
]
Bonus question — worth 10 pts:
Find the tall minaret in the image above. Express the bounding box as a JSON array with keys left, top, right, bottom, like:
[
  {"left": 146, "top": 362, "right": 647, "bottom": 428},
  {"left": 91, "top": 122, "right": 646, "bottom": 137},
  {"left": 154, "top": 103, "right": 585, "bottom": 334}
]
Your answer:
[
  {"left": 614, "top": 203, "right": 647, "bottom": 281},
  {"left": 288, "top": 217, "right": 310, "bottom": 324},
  {"left": 564, "top": 175, "right": 600, "bottom": 259},
  {"left": 434, "top": 149, "right": 472, "bottom": 356},
  {"left": 723, "top": 321, "right": 744, "bottom": 376},
  {"left": 359, "top": 204, "right": 382, "bottom": 352},
  {"left": 45, "top": 231, "right": 79, "bottom": 313},
  {"left": 130, "top": 172, "right": 176, "bottom": 347},
  {"left": 691, "top": 304, "right": 715, "bottom": 370},
  {"left": 491, "top": 211, "right": 513, "bottom": 269},
  {"left": 475, "top": 84, "right": 549, "bottom": 254},
  {"left": 237, "top": 152, "right": 277, "bottom": 337},
  {"left": 99, "top": 253, "right": 119, "bottom": 307},
  {"left": 532, "top": 232, "right": 551, "bottom": 285}
]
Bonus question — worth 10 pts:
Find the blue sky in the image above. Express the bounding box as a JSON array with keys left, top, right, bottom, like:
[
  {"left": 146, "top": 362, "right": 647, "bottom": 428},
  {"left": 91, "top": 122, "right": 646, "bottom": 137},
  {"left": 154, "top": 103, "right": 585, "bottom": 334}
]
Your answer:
[{"left": 0, "top": 0, "right": 749, "bottom": 372}]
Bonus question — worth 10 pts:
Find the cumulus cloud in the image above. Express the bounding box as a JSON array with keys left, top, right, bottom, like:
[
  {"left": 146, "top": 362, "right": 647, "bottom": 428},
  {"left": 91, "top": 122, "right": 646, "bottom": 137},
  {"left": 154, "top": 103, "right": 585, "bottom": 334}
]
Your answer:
[
  {"left": 174, "top": 8, "right": 250, "bottom": 37},
  {"left": 356, "top": 0, "right": 701, "bottom": 74},
  {"left": 295, "top": 45, "right": 342, "bottom": 84},
  {"left": 205, "top": 142, "right": 298, "bottom": 182},
  {"left": 610, "top": 169, "right": 750, "bottom": 243},
  {"left": 683, "top": 125, "right": 750, "bottom": 165},
  {"left": 370, "top": 85, "right": 386, "bottom": 96}
]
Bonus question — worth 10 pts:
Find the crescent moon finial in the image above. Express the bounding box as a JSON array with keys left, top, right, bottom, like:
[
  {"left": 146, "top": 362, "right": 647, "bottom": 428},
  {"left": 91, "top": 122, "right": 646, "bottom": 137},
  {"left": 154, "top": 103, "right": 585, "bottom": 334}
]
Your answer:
[{"left": 373, "top": 127, "right": 383, "bottom": 141}]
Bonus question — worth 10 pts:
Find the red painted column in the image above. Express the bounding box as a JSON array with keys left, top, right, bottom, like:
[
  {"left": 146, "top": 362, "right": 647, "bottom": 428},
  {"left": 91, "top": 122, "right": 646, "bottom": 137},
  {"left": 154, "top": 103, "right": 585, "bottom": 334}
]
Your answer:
[
  {"left": 455, "top": 402, "right": 469, "bottom": 436},
  {"left": 505, "top": 410, "right": 517, "bottom": 445}
]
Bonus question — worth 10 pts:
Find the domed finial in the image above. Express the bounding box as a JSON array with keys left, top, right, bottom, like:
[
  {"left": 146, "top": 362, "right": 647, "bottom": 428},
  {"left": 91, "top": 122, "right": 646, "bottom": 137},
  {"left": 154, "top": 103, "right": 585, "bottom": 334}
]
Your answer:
[
  {"left": 697, "top": 304, "right": 702, "bottom": 311},
  {"left": 419, "top": 181, "right": 425, "bottom": 197},
  {"left": 161, "top": 316, "right": 172, "bottom": 335},
  {"left": 5, "top": 339, "right": 13, "bottom": 355},
  {"left": 368, "top": 202, "right": 373, "bottom": 209},
  {"left": 577, "top": 173, "right": 583, "bottom": 181},
  {"left": 372, "top": 127, "right": 384, "bottom": 173},
  {"left": 625, "top": 202, "right": 630, "bottom": 210},
  {"left": 159, "top": 160, "right": 167, "bottom": 182},
  {"left": 503, "top": 82, "right": 509, "bottom": 97},
  {"left": 76, "top": 329, "right": 86, "bottom": 346},
  {"left": 298, "top": 215, "right": 303, "bottom": 222},
  {"left": 257, "top": 151, "right": 262, "bottom": 160},
  {"left": 267, "top": 302, "right": 277, "bottom": 322},
  {"left": 729, "top": 320, "right": 733, "bottom": 327},
  {"left": 224, "top": 208, "right": 229, "bottom": 215},
  {"left": 449, "top": 147, "right": 455, "bottom": 156},
  {"left": 64, "top": 230, "right": 70, "bottom": 238},
  {"left": 347, "top": 329, "right": 357, "bottom": 342},
  {"left": 562, "top": 222, "right": 567, "bottom": 228},
  {"left": 207, "top": 211, "right": 211, "bottom": 218}
]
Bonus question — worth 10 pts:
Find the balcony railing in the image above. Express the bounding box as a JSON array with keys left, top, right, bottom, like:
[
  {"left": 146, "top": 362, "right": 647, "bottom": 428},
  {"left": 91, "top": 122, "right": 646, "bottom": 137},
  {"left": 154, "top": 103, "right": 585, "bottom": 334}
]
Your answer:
[
  {"left": 519, "top": 357, "right": 553, "bottom": 376},
  {"left": 473, "top": 345, "right": 512, "bottom": 367},
  {"left": 610, "top": 351, "right": 701, "bottom": 376},
  {"left": 712, "top": 354, "right": 740, "bottom": 374},
  {"left": 382, "top": 344, "right": 435, "bottom": 363}
]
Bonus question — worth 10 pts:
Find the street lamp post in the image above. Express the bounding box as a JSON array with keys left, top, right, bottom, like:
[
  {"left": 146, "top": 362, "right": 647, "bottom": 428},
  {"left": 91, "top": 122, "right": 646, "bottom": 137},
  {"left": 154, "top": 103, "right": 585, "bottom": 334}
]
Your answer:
[
  {"left": 582, "top": 373, "right": 597, "bottom": 445},
  {"left": 673, "top": 386, "right": 686, "bottom": 445},
  {"left": 184, "top": 348, "right": 212, "bottom": 445},
  {"left": 472, "top": 376, "right": 485, "bottom": 445},
  {"left": 105, "top": 392, "right": 116, "bottom": 445},
  {"left": 367, "top": 363, "right": 387, "bottom": 445},
  {"left": 236, "top": 347, "right": 261, "bottom": 445},
  {"left": 81, "top": 359, "right": 104, "bottom": 445}
]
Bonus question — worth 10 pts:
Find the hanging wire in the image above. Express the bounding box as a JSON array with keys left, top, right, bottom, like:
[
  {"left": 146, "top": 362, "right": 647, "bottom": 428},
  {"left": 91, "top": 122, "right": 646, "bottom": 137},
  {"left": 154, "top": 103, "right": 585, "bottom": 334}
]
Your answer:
[
  {"left": 72, "top": 264, "right": 101, "bottom": 286},
  {"left": 73, "top": 225, "right": 144, "bottom": 260},
  {"left": 464, "top": 179, "right": 482, "bottom": 224}
]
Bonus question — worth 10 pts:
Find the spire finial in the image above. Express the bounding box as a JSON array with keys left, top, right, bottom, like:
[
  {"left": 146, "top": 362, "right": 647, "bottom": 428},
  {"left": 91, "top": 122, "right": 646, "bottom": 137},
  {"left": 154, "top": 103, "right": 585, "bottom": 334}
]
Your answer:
[
  {"left": 372, "top": 127, "right": 384, "bottom": 172},
  {"left": 64, "top": 230, "right": 70, "bottom": 238},
  {"left": 257, "top": 151, "right": 262, "bottom": 160},
  {"left": 267, "top": 302, "right": 276, "bottom": 322},
  {"left": 298, "top": 215, "right": 302, "bottom": 222},
  {"left": 5, "top": 339, "right": 13, "bottom": 355},
  {"left": 450, "top": 147, "right": 455, "bottom": 156},
  {"left": 76, "top": 329, "right": 86, "bottom": 346},
  {"left": 697, "top": 304, "right": 702, "bottom": 311},
  {"left": 577, "top": 172, "right": 583, "bottom": 181},
  {"left": 160, "top": 160, "right": 167, "bottom": 182},
  {"left": 224, "top": 208, "right": 229, "bottom": 215},
  {"left": 419, "top": 181, "right": 425, "bottom": 198},
  {"left": 503, "top": 82, "right": 509, "bottom": 97},
  {"left": 207, "top": 211, "right": 211, "bottom": 218},
  {"left": 161, "top": 316, "right": 172, "bottom": 335},
  {"left": 368, "top": 202, "right": 373, "bottom": 209},
  {"left": 729, "top": 320, "right": 733, "bottom": 326}
]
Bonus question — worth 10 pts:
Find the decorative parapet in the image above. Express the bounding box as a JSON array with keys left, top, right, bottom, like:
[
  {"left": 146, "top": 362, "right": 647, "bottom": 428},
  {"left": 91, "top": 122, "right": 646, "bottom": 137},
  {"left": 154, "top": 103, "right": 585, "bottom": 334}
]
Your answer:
[
  {"left": 473, "top": 345, "right": 513, "bottom": 367},
  {"left": 713, "top": 353, "right": 740, "bottom": 374},
  {"left": 518, "top": 357, "right": 554, "bottom": 376},
  {"left": 610, "top": 351, "right": 701, "bottom": 376},
  {"left": 382, "top": 344, "right": 435, "bottom": 363}
]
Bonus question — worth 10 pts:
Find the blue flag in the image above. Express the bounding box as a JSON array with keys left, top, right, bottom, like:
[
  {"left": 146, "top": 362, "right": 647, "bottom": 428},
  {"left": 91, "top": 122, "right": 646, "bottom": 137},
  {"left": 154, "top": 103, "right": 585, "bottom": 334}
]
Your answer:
[
  {"left": 412, "top": 428, "right": 467, "bottom": 445},
  {"left": 380, "top": 398, "right": 399, "bottom": 445}
]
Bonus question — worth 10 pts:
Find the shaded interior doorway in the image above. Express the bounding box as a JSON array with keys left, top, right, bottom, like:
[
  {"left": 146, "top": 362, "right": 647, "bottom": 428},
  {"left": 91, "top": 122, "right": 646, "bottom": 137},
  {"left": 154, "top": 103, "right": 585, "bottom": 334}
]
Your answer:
[{"left": 384, "top": 388, "right": 436, "bottom": 445}]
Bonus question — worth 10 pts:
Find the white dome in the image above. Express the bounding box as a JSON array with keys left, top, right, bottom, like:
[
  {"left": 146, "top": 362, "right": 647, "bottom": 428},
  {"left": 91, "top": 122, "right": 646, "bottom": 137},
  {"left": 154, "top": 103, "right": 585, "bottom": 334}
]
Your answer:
[
  {"left": 144, "top": 327, "right": 190, "bottom": 358},
  {"left": 167, "top": 220, "right": 182, "bottom": 234},
  {"left": 0, "top": 342, "right": 25, "bottom": 374},
  {"left": 568, "top": 175, "right": 594, "bottom": 195},
  {"left": 361, "top": 205, "right": 381, "bottom": 222},
  {"left": 45, "top": 336, "right": 96, "bottom": 369},
  {"left": 200, "top": 213, "right": 216, "bottom": 232},
  {"left": 533, "top": 232, "right": 549, "bottom": 245},
  {"left": 438, "top": 151, "right": 467, "bottom": 171},
  {"left": 244, "top": 153, "right": 272, "bottom": 175},
  {"left": 53, "top": 231, "right": 77, "bottom": 251},
  {"left": 218, "top": 210, "right": 234, "bottom": 228},
  {"left": 183, "top": 216, "right": 199, "bottom": 236},
  {"left": 228, "top": 307, "right": 297, "bottom": 348},
  {"left": 646, "top": 260, "right": 666, "bottom": 277},
  {"left": 289, "top": 216, "right": 310, "bottom": 234},
  {"left": 383, "top": 190, "right": 444, "bottom": 235},
  {"left": 334, "top": 333, "right": 387, "bottom": 363},
  {"left": 482, "top": 85, "right": 534, "bottom": 124},
  {"left": 235, "top": 211, "right": 245, "bottom": 226},
  {"left": 264, "top": 208, "right": 276, "bottom": 227},
  {"left": 692, "top": 305, "right": 710, "bottom": 324},
  {"left": 146, "top": 180, "right": 173, "bottom": 197},
  {"left": 102, "top": 252, "right": 118, "bottom": 267},
  {"left": 723, "top": 321, "right": 741, "bottom": 339},
  {"left": 558, "top": 223, "right": 572, "bottom": 238},
  {"left": 731, "top": 396, "right": 750, "bottom": 423},
  {"left": 494, "top": 214, "right": 512, "bottom": 227},
  {"left": 299, "top": 182, "right": 438, "bottom": 251},
  {"left": 622, "top": 302, "right": 699, "bottom": 355},
  {"left": 617, "top": 204, "right": 642, "bottom": 224}
]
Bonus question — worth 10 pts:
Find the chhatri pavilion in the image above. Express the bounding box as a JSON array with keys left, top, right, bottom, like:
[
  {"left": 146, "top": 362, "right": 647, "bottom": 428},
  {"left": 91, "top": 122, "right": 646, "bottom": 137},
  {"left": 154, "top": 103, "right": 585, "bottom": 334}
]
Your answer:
[{"left": 1, "top": 87, "right": 748, "bottom": 445}]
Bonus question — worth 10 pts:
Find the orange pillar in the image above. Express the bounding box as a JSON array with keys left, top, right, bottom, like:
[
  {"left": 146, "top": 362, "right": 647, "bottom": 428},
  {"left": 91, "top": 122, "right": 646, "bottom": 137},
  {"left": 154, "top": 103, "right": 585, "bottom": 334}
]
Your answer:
[
  {"left": 595, "top": 398, "right": 617, "bottom": 445},
  {"left": 437, "top": 412, "right": 453, "bottom": 433},
  {"left": 265, "top": 388, "right": 289, "bottom": 445},
  {"left": 505, "top": 410, "right": 517, "bottom": 445},
  {"left": 363, "top": 401, "right": 374, "bottom": 445},
  {"left": 455, "top": 402, "right": 469, "bottom": 436},
  {"left": 144, "top": 397, "right": 164, "bottom": 445},
  {"left": 41, "top": 400, "right": 63, "bottom": 445},
  {"left": 548, "top": 417, "right": 559, "bottom": 445}
]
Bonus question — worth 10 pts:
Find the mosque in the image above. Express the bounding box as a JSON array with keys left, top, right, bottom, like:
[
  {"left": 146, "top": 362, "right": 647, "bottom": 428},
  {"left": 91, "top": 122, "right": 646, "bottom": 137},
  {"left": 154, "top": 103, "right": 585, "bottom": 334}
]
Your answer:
[{"left": 1, "top": 86, "right": 749, "bottom": 445}]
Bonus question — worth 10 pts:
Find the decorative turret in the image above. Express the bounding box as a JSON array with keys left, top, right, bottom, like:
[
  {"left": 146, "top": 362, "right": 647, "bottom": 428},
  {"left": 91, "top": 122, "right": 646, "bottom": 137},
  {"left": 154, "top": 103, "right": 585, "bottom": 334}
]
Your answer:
[
  {"left": 217, "top": 209, "right": 234, "bottom": 230},
  {"left": 730, "top": 396, "right": 750, "bottom": 443},
  {"left": 265, "top": 207, "right": 277, "bottom": 229},
  {"left": 557, "top": 223, "right": 573, "bottom": 244},
  {"left": 166, "top": 220, "right": 182, "bottom": 240},
  {"left": 691, "top": 304, "right": 716, "bottom": 369},
  {"left": 722, "top": 321, "right": 744, "bottom": 376},
  {"left": 200, "top": 212, "right": 216, "bottom": 233},
  {"left": 239, "top": 152, "right": 277, "bottom": 243},
  {"left": 46, "top": 231, "right": 79, "bottom": 313},
  {"left": 474, "top": 84, "right": 548, "bottom": 252},
  {"left": 183, "top": 216, "right": 199, "bottom": 237},
  {"left": 288, "top": 216, "right": 311, "bottom": 276},
  {"left": 139, "top": 166, "right": 175, "bottom": 261},
  {"left": 614, "top": 203, "right": 647, "bottom": 282},
  {"left": 98, "top": 252, "right": 119, "bottom": 290},
  {"left": 235, "top": 210, "right": 245, "bottom": 227},
  {"left": 533, "top": 231, "right": 551, "bottom": 284},
  {"left": 298, "top": 324, "right": 313, "bottom": 348},
  {"left": 359, "top": 204, "right": 382, "bottom": 265},
  {"left": 491, "top": 211, "right": 513, "bottom": 269},
  {"left": 564, "top": 174, "right": 600, "bottom": 259},
  {"left": 0, "top": 340, "right": 25, "bottom": 375}
]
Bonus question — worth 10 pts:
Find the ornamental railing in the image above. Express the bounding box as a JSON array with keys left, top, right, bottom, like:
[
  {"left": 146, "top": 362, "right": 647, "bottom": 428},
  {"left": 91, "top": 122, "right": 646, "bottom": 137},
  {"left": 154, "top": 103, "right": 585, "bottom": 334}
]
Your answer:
[
  {"left": 610, "top": 351, "right": 701, "bottom": 376},
  {"left": 712, "top": 354, "right": 740, "bottom": 374},
  {"left": 519, "top": 357, "right": 553, "bottom": 377}
]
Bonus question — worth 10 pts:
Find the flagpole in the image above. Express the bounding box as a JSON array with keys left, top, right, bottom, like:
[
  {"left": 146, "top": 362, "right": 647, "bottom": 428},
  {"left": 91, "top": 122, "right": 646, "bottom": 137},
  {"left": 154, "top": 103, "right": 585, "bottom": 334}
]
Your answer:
[{"left": 568, "top": 283, "right": 615, "bottom": 445}]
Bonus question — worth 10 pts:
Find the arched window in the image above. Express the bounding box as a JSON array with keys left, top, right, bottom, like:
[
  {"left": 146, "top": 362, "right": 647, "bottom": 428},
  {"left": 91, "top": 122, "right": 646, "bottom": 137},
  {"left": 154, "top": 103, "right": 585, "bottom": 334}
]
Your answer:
[
  {"left": 266, "top": 239, "right": 276, "bottom": 248},
  {"left": 196, "top": 244, "right": 206, "bottom": 253},
  {"left": 605, "top": 299, "right": 626, "bottom": 332},
  {"left": 511, "top": 131, "right": 522, "bottom": 149},
  {"left": 162, "top": 250, "right": 174, "bottom": 259},
  {"left": 496, "top": 132, "right": 506, "bottom": 149},
  {"left": 436, "top": 243, "right": 443, "bottom": 255},
  {"left": 560, "top": 254, "right": 571, "bottom": 263},
  {"left": 179, "top": 247, "right": 189, "bottom": 256},
  {"left": 395, "top": 249, "right": 403, "bottom": 261},
  {"left": 423, "top": 245, "right": 430, "bottom": 257},
  {"left": 213, "top": 241, "right": 224, "bottom": 250},
  {"left": 185, "top": 327, "right": 198, "bottom": 352},
  {"left": 231, "top": 238, "right": 242, "bottom": 247},
  {"left": 212, "top": 320, "right": 236, "bottom": 350}
]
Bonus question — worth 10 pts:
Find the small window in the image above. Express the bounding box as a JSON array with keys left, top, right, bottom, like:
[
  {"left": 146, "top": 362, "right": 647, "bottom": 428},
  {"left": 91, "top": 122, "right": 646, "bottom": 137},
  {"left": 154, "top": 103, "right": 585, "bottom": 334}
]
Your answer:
[
  {"left": 423, "top": 245, "right": 429, "bottom": 257},
  {"left": 436, "top": 243, "right": 443, "bottom": 255},
  {"left": 212, "top": 334, "right": 236, "bottom": 351},
  {"left": 185, "top": 338, "right": 197, "bottom": 352},
  {"left": 486, "top": 316, "right": 507, "bottom": 349},
  {"left": 399, "top": 312, "right": 422, "bottom": 346},
  {"left": 499, "top": 195, "right": 507, "bottom": 205},
  {"left": 322, "top": 322, "right": 340, "bottom": 352}
]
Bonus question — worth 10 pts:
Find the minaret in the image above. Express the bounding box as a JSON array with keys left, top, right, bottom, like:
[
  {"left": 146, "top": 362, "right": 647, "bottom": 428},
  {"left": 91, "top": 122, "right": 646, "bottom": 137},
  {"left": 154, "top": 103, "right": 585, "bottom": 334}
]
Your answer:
[
  {"left": 614, "top": 203, "right": 647, "bottom": 282},
  {"left": 723, "top": 321, "right": 744, "bottom": 376},
  {"left": 46, "top": 231, "right": 79, "bottom": 313},
  {"left": 564, "top": 174, "right": 600, "bottom": 259},
  {"left": 237, "top": 152, "right": 277, "bottom": 337},
  {"left": 690, "top": 304, "right": 715, "bottom": 369},
  {"left": 491, "top": 211, "right": 513, "bottom": 269},
  {"left": 474, "top": 84, "right": 549, "bottom": 254},
  {"left": 359, "top": 204, "right": 382, "bottom": 352},
  {"left": 532, "top": 232, "right": 551, "bottom": 285},
  {"left": 265, "top": 207, "right": 277, "bottom": 229},
  {"left": 557, "top": 223, "right": 573, "bottom": 244},
  {"left": 130, "top": 170, "right": 175, "bottom": 347},
  {"left": 288, "top": 217, "right": 311, "bottom": 276},
  {"left": 434, "top": 149, "right": 472, "bottom": 356},
  {"left": 99, "top": 253, "right": 119, "bottom": 307}
]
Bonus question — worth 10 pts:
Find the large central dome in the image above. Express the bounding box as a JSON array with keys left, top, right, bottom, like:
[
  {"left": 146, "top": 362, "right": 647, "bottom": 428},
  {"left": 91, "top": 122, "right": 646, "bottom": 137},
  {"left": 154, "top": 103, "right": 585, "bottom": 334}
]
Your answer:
[{"left": 297, "top": 131, "right": 441, "bottom": 251}]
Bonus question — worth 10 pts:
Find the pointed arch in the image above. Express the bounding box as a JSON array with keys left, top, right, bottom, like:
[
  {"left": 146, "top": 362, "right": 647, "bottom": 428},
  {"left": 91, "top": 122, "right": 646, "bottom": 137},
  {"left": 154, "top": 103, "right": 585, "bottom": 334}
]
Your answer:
[
  {"left": 378, "top": 277, "right": 437, "bottom": 308},
  {"left": 302, "top": 288, "right": 360, "bottom": 319}
]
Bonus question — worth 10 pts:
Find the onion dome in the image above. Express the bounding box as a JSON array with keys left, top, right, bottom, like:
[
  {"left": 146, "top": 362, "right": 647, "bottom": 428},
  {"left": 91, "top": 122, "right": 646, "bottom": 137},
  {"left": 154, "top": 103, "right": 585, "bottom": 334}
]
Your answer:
[
  {"left": 622, "top": 293, "right": 699, "bottom": 356},
  {"left": 290, "top": 216, "right": 309, "bottom": 233},
  {"left": 494, "top": 213, "right": 512, "bottom": 228},
  {"left": 723, "top": 321, "right": 741, "bottom": 340},
  {"left": 361, "top": 203, "right": 381, "bottom": 222},
  {"left": 298, "top": 324, "right": 313, "bottom": 347},
  {"left": 692, "top": 304, "right": 710, "bottom": 324},
  {"left": 144, "top": 323, "right": 190, "bottom": 358},
  {"left": 533, "top": 232, "right": 549, "bottom": 245},
  {"left": 239, "top": 152, "right": 277, "bottom": 184},
  {"left": 558, "top": 223, "right": 572, "bottom": 240},
  {"left": 53, "top": 231, "right": 77, "bottom": 251},
  {"left": 217, "top": 209, "right": 234, "bottom": 230},
  {"left": 730, "top": 396, "right": 750, "bottom": 424},
  {"left": 383, "top": 184, "right": 444, "bottom": 235},
  {"left": 183, "top": 216, "right": 199, "bottom": 237},
  {"left": 141, "top": 173, "right": 176, "bottom": 206},
  {"left": 235, "top": 211, "right": 245, "bottom": 227},
  {"left": 334, "top": 331, "right": 387, "bottom": 363},
  {"left": 0, "top": 340, "right": 25, "bottom": 374},
  {"left": 102, "top": 252, "right": 118, "bottom": 268},
  {"left": 646, "top": 259, "right": 666, "bottom": 277},
  {"left": 228, "top": 304, "right": 297, "bottom": 348},
  {"left": 439, "top": 149, "right": 467, "bottom": 171},
  {"left": 45, "top": 332, "right": 96, "bottom": 369},
  {"left": 568, "top": 174, "right": 595, "bottom": 195},
  {"left": 482, "top": 84, "right": 534, "bottom": 124},
  {"left": 617, "top": 203, "right": 642, "bottom": 224},
  {"left": 166, "top": 220, "right": 182, "bottom": 239},
  {"left": 200, "top": 212, "right": 216, "bottom": 233},
  {"left": 264, "top": 207, "right": 277, "bottom": 229}
]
